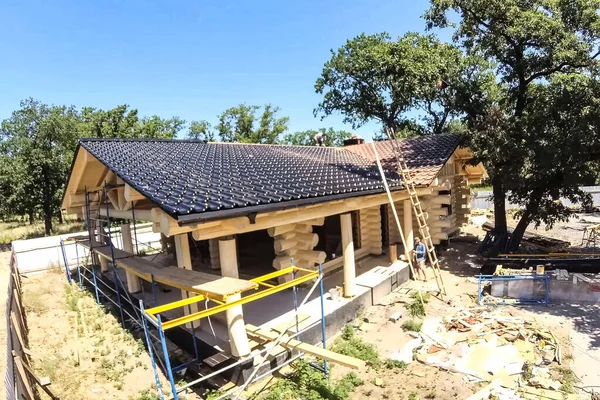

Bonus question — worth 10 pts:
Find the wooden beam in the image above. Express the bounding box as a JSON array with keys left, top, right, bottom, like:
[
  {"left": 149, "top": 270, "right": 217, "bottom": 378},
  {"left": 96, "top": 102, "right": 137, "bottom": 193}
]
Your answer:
[
  {"left": 246, "top": 324, "right": 365, "bottom": 370},
  {"left": 99, "top": 206, "right": 153, "bottom": 221},
  {"left": 124, "top": 184, "right": 145, "bottom": 201},
  {"left": 341, "top": 213, "right": 356, "bottom": 297},
  {"left": 219, "top": 237, "right": 251, "bottom": 357},
  {"left": 174, "top": 233, "right": 200, "bottom": 328},
  {"left": 186, "top": 188, "right": 432, "bottom": 240},
  {"left": 121, "top": 224, "right": 141, "bottom": 293}
]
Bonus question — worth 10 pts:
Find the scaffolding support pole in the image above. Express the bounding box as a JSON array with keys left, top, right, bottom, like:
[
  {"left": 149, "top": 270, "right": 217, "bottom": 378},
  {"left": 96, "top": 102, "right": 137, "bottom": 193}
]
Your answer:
[
  {"left": 104, "top": 186, "right": 126, "bottom": 327},
  {"left": 60, "top": 240, "right": 72, "bottom": 284},
  {"left": 132, "top": 201, "right": 140, "bottom": 255},
  {"left": 91, "top": 264, "right": 101, "bottom": 304},
  {"left": 318, "top": 263, "right": 328, "bottom": 377},
  {"left": 157, "top": 314, "right": 178, "bottom": 400},
  {"left": 292, "top": 259, "right": 299, "bottom": 341},
  {"left": 151, "top": 274, "right": 158, "bottom": 306},
  {"left": 75, "top": 243, "right": 82, "bottom": 288},
  {"left": 140, "top": 300, "right": 164, "bottom": 400}
]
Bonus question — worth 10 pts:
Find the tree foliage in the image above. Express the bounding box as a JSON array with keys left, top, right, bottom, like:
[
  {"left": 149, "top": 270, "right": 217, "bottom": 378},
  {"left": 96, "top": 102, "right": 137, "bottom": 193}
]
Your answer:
[
  {"left": 279, "top": 128, "right": 352, "bottom": 146},
  {"left": 0, "top": 99, "right": 185, "bottom": 234},
  {"left": 315, "top": 32, "right": 472, "bottom": 135},
  {"left": 425, "top": 0, "right": 600, "bottom": 249},
  {"left": 188, "top": 104, "right": 289, "bottom": 144}
]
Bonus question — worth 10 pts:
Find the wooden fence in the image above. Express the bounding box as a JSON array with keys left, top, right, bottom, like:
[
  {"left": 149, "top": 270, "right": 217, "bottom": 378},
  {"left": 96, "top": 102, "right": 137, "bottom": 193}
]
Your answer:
[{"left": 5, "top": 248, "right": 57, "bottom": 400}]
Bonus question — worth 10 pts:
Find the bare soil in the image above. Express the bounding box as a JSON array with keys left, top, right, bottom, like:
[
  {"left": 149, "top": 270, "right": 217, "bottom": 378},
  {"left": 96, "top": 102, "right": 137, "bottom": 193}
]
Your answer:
[
  {"left": 21, "top": 270, "right": 167, "bottom": 400},
  {"left": 321, "top": 229, "right": 576, "bottom": 400}
]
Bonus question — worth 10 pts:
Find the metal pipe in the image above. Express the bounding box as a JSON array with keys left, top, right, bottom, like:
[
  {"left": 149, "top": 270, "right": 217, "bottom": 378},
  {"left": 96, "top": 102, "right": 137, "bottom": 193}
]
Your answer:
[
  {"left": 140, "top": 300, "right": 164, "bottom": 399},
  {"left": 91, "top": 264, "right": 101, "bottom": 304},
  {"left": 75, "top": 243, "right": 82, "bottom": 287},
  {"left": 292, "top": 260, "right": 299, "bottom": 340},
  {"left": 157, "top": 315, "right": 179, "bottom": 400},
  {"left": 151, "top": 274, "right": 158, "bottom": 307},
  {"left": 318, "top": 263, "right": 328, "bottom": 377}
]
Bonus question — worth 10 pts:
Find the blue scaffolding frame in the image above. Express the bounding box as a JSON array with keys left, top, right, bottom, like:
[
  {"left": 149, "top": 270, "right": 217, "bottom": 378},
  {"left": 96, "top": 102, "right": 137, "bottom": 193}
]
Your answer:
[{"left": 60, "top": 184, "right": 330, "bottom": 400}]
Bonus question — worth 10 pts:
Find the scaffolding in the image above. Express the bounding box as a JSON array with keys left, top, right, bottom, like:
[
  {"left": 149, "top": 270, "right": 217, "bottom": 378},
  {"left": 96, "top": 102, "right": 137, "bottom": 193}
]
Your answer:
[{"left": 60, "top": 183, "right": 331, "bottom": 399}]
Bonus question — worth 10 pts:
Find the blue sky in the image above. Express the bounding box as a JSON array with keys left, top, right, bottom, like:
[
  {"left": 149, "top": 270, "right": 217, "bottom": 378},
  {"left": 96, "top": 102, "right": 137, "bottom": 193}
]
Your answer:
[{"left": 0, "top": 0, "right": 447, "bottom": 139}]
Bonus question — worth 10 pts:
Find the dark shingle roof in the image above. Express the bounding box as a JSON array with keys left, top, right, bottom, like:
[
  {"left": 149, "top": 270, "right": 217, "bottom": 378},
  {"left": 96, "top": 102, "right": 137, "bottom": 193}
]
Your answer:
[{"left": 78, "top": 134, "right": 461, "bottom": 221}]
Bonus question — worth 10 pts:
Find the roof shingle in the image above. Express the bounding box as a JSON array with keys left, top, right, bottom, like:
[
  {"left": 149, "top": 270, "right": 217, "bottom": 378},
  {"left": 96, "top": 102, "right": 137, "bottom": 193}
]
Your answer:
[{"left": 77, "top": 134, "right": 461, "bottom": 220}]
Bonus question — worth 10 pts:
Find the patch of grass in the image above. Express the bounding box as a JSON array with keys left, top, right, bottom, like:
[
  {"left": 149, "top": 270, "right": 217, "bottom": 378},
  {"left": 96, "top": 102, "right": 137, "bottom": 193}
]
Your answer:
[
  {"left": 401, "top": 319, "right": 422, "bottom": 332},
  {"left": 557, "top": 366, "right": 576, "bottom": 395},
  {"left": 384, "top": 359, "right": 407, "bottom": 370},
  {"left": 260, "top": 360, "right": 363, "bottom": 400},
  {"left": 406, "top": 292, "right": 430, "bottom": 318},
  {"left": 0, "top": 218, "right": 85, "bottom": 245},
  {"left": 330, "top": 325, "right": 381, "bottom": 368},
  {"left": 205, "top": 389, "right": 226, "bottom": 400},
  {"left": 408, "top": 391, "right": 419, "bottom": 400},
  {"left": 128, "top": 388, "right": 160, "bottom": 400}
]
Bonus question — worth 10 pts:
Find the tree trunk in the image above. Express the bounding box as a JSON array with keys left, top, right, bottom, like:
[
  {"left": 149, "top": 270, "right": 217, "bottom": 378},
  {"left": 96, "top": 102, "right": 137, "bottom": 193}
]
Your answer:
[
  {"left": 58, "top": 210, "right": 63, "bottom": 224},
  {"left": 44, "top": 213, "right": 52, "bottom": 235},
  {"left": 492, "top": 175, "right": 507, "bottom": 233},
  {"left": 508, "top": 213, "right": 530, "bottom": 252},
  {"left": 28, "top": 211, "right": 34, "bottom": 225}
]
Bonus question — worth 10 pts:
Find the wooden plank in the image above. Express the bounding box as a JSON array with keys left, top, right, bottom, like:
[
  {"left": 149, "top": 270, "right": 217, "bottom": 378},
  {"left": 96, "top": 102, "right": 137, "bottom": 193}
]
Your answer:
[
  {"left": 124, "top": 184, "right": 145, "bottom": 201},
  {"left": 79, "top": 240, "right": 256, "bottom": 299},
  {"left": 11, "top": 311, "right": 28, "bottom": 356},
  {"left": 245, "top": 324, "right": 365, "bottom": 370},
  {"left": 13, "top": 354, "right": 36, "bottom": 400},
  {"left": 13, "top": 352, "right": 58, "bottom": 399}
]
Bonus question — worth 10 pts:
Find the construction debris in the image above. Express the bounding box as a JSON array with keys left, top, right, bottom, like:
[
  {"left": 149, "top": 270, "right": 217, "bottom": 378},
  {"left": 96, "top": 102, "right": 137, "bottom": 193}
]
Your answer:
[{"left": 397, "top": 307, "right": 574, "bottom": 398}]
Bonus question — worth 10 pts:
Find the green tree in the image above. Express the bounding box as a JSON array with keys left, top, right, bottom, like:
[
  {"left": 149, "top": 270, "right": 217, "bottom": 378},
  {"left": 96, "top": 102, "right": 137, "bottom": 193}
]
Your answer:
[
  {"left": 425, "top": 0, "right": 600, "bottom": 250},
  {"left": 0, "top": 99, "right": 79, "bottom": 233},
  {"left": 315, "top": 32, "right": 470, "bottom": 136},
  {"left": 279, "top": 128, "right": 352, "bottom": 146},
  {"left": 187, "top": 120, "right": 216, "bottom": 141},
  {"left": 216, "top": 104, "right": 289, "bottom": 143},
  {"left": 136, "top": 115, "right": 185, "bottom": 139}
]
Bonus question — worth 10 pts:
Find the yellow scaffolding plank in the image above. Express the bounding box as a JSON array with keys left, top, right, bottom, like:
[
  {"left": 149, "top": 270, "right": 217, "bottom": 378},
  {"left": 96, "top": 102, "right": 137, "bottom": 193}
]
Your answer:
[{"left": 157, "top": 269, "right": 319, "bottom": 330}]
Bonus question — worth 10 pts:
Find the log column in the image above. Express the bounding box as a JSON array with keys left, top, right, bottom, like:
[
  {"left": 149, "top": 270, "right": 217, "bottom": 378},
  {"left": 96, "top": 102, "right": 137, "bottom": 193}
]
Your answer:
[
  {"left": 121, "top": 223, "right": 141, "bottom": 293},
  {"left": 174, "top": 233, "right": 200, "bottom": 328},
  {"left": 269, "top": 218, "right": 326, "bottom": 284},
  {"left": 218, "top": 237, "right": 251, "bottom": 358},
  {"left": 341, "top": 213, "right": 356, "bottom": 297}
]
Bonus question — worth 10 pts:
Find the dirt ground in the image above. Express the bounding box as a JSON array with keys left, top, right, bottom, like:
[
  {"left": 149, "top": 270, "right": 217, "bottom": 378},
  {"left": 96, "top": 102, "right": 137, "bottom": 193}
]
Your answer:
[
  {"left": 309, "top": 228, "right": 582, "bottom": 400},
  {"left": 21, "top": 271, "right": 167, "bottom": 400}
]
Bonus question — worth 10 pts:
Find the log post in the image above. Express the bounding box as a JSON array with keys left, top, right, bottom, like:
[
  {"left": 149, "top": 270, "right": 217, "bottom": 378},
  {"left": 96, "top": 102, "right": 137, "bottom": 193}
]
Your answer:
[
  {"left": 219, "top": 237, "right": 251, "bottom": 357},
  {"left": 121, "top": 223, "right": 141, "bottom": 293},
  {"left": 341, "top": 213, "right": 356, "bottom": 297},
  {"left": 174, "top": 233, "right": 200, "bottom": 328},
  {"left": 403, "top": 200, "right": 414, "bottom": 251}
]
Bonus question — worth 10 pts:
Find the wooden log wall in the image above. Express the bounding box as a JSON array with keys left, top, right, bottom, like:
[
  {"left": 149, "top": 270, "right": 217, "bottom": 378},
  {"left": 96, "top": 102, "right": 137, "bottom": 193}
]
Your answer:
[
  {"left": 387, "top": 167, "right": 476, "bottom": 246},
  {"left": 269, "top": 218, "right": 326, "bottom": 282},
  {"left": 453, "top": 175, "right": 472, "bottom": 226},
  {"left": 359, "top": 206, "right": 383, "bottom": 255}
]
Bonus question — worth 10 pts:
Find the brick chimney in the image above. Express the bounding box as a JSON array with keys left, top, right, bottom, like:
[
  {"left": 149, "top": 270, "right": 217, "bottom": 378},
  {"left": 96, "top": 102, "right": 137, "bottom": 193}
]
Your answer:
[{"left": 343, "top": 134, "right": 365, "bottom": 146}]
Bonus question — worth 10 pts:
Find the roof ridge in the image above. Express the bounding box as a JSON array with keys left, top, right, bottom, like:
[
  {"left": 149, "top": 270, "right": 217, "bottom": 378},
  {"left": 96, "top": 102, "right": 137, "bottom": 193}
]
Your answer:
[{"left": 78, "top": 137, "right": 334, "bottom": 148}]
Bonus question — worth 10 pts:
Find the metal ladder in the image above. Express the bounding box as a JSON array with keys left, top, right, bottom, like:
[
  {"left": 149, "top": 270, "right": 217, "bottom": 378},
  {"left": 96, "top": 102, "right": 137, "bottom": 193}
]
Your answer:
[{"left": 385, "top": 128, "right": 447, "bottom": 296}]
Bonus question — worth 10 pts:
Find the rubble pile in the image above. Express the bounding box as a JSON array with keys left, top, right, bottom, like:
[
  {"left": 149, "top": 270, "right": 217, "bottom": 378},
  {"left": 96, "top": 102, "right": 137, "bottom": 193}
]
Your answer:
[{"left": 392, "top": 307, "right": 578, "bottom": 399}]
